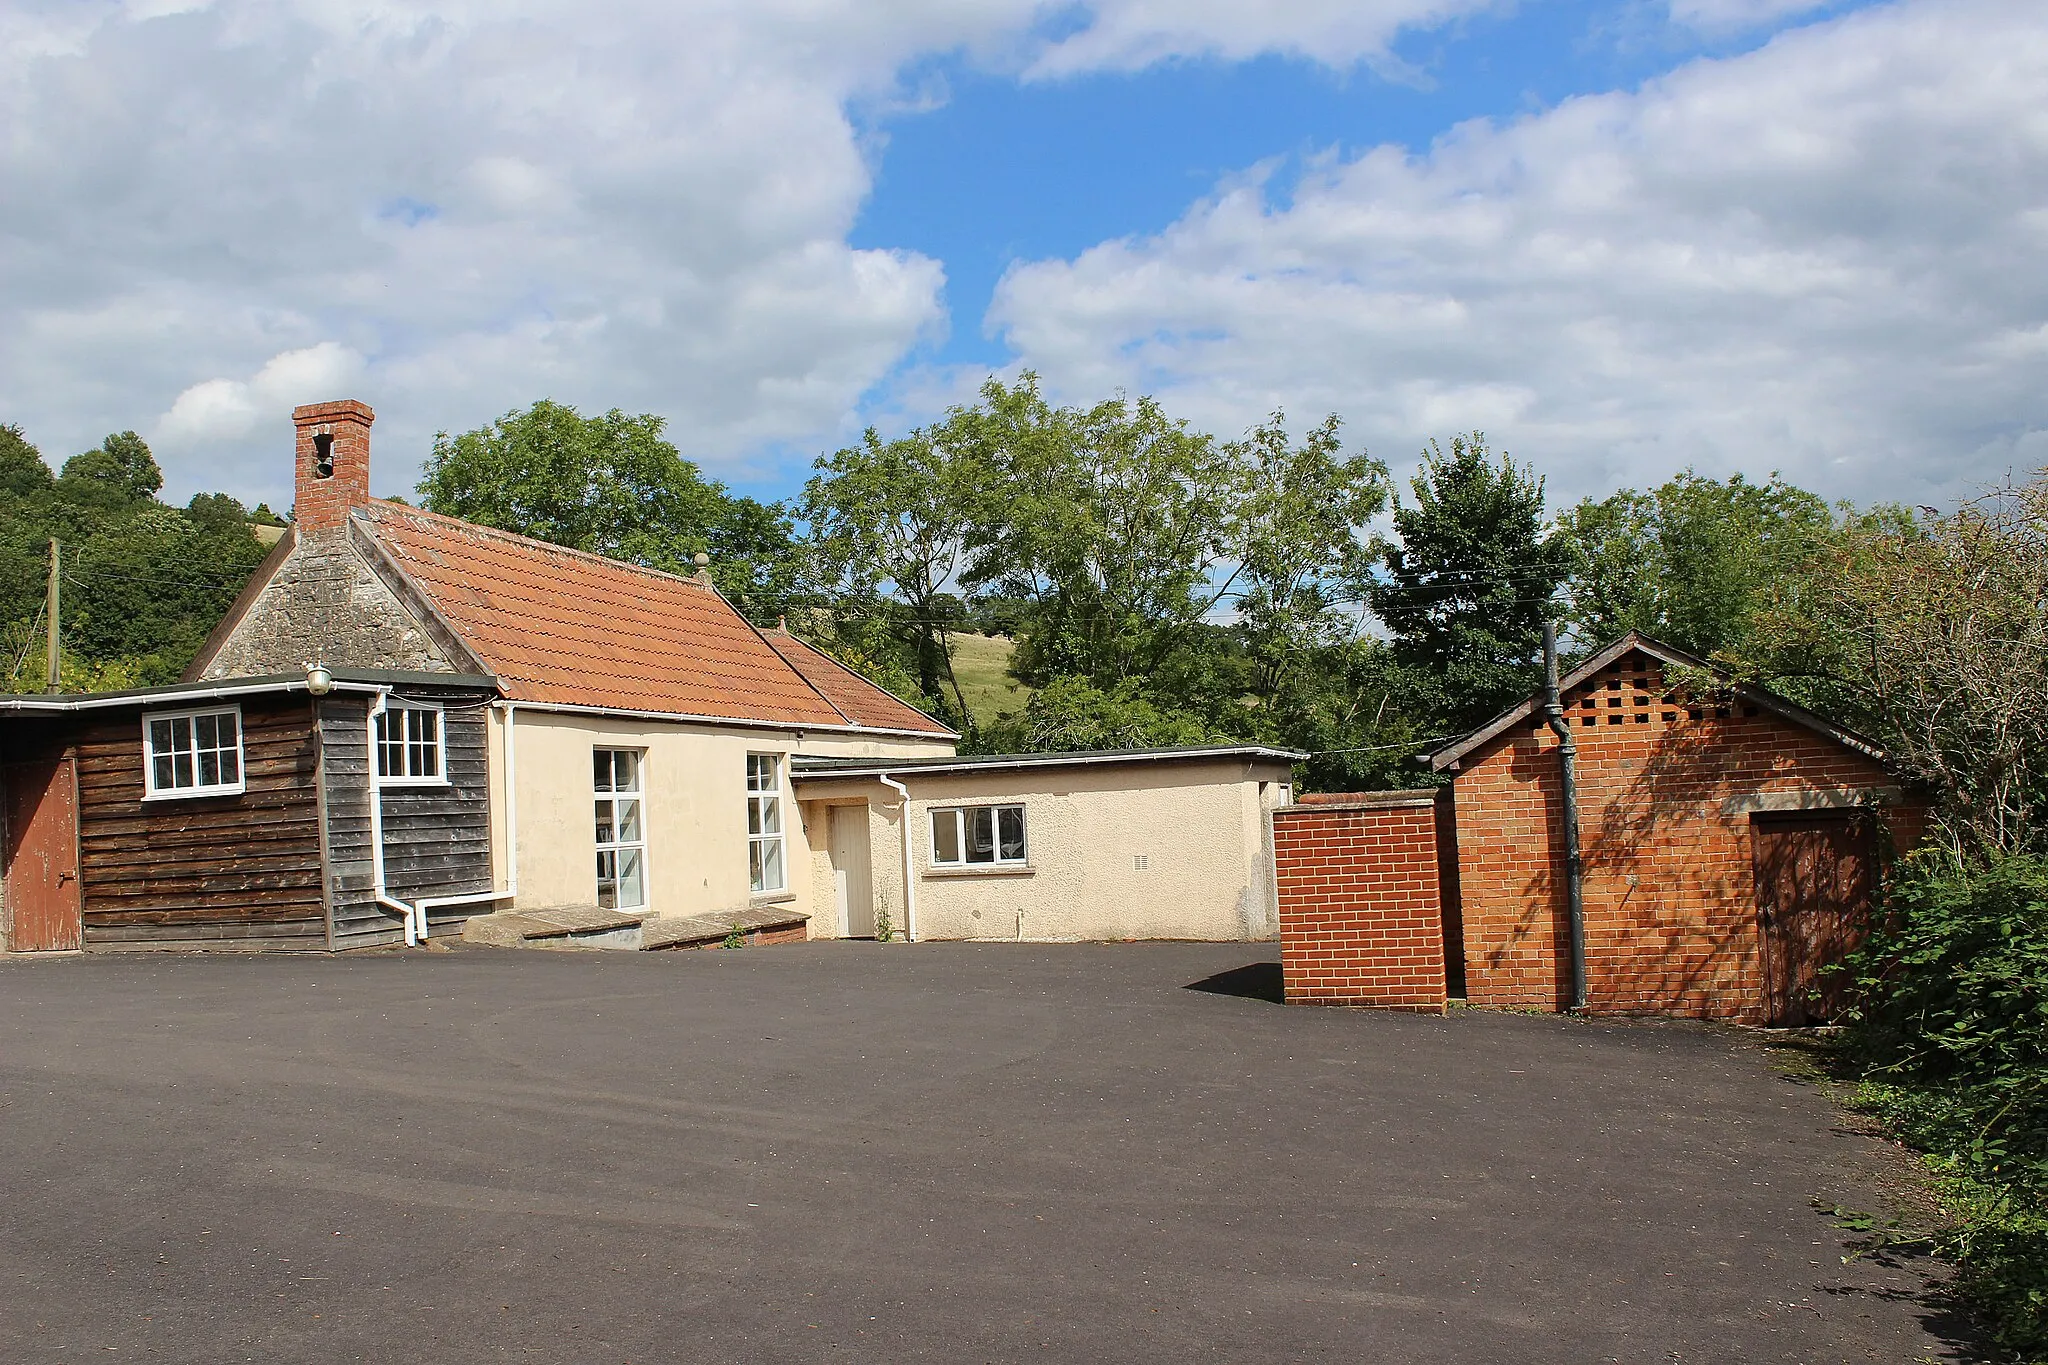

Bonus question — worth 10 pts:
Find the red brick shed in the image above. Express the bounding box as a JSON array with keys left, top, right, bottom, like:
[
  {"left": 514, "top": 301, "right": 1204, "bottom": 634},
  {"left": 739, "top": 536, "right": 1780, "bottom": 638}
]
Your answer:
[{"left": 1273, "top": 634, "right": 1923, "bottom": 1023}]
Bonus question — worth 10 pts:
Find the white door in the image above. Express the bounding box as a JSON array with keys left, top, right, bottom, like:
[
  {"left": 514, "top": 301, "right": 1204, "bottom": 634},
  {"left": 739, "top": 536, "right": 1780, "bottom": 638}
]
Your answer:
[{"left": 829, "top": 805, "right": 875, "bottom": 938}]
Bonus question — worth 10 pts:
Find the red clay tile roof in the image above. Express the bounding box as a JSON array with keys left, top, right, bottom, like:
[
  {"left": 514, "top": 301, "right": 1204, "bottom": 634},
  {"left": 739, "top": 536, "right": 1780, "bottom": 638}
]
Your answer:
[
  {"left": 762, "top": 627, "right": 953, "bottom": 736},
  {"left": 353, "top": 501, "right": 954, "bottom": 735}
]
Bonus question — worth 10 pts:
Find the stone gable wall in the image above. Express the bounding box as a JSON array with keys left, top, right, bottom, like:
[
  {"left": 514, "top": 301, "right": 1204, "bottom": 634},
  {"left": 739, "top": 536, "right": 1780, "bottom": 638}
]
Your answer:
[{"left": 199, "top": 528, "right": 456, "bottom": 680}]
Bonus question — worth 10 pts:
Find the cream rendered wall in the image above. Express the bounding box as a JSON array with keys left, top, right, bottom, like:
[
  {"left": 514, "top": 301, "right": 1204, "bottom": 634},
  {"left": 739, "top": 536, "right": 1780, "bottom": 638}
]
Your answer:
[
  {"left": 799, "top": 758, "right": 1294, "bottom": 942},
  {"left": 487, "top": 706, "right": 949, "bottom": 932}
]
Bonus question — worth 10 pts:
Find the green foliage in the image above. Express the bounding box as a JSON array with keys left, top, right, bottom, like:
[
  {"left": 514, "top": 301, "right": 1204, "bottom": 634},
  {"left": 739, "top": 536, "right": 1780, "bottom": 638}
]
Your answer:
[
  {"left": 1230, "top": 410, "right": 1388, "bottom": 710},
  {"left": 1840, "top": 853, "right": 2048, "bottom": 1357},
  {"left": 419, "top": 400, "right": 799, "bottom": 617},
  {"left": 973, "top": 675, "right": 1218, "bottom": 754},
  {"left": 60, "top": 431, "right": 163, "bottom": 506},
  {"left": 1735, "top": 474, "right": 2048, "bottom": 859},
  {"left": 721, "top": 921, "right": 747, "bottom": 950},
  {"left": 956, "top": 374, "right": 1247, "bottom": 688},
  {"left": 0, "top": 425, "right": 54, "bottom": 497},
  {"left": 1371, "top": 433, "right": 1572, "bottom": 738},
  {"left": 800, "top": 423, "right": 977, "bottom": 713},
  {"left": 1561, "top": 472, "right": 1836, "bottom": 659},
  {"left": 0, "top": 425, "right": 268, "bottom": 691},
  {"left": 874, "top": 902, "right": 894, "bottom": 943}
]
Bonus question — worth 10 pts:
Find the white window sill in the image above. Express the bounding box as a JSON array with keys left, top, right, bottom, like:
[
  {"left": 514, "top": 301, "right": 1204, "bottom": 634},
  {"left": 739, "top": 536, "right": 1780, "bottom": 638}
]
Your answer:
[
  {"left": 750, "top": 890, "right": 797, "bottom": 906},
  {"left": 924, "top": 864, "right": 1035, "bottom": 879},
  {"left": 142, "top": 785, "right": 246, "bottom": 802},
  {"left": 375, "top": 777, "right": 452, "bottom": 789}
]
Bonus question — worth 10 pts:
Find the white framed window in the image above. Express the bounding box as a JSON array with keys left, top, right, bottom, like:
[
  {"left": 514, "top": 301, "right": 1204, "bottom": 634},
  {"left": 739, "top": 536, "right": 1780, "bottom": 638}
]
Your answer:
[
  {"left": 374, "top": 702, "right": 443, "bottom": 784},
  {"left": 930, "top": 804, "right": 1028, "bottom": 867},
  {"left": 142, "top": 706, "right": 245, "bottom": 799},
  {"left": 747, "top": 753, "right": 786, "bottom": 894},
  {"left": 594, "top": 748, "right": 646, "bottom": 911}
]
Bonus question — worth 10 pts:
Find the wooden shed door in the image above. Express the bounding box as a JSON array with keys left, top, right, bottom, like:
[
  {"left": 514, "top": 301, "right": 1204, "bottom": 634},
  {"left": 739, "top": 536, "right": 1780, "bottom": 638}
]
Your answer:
[
  {"left": 1752, "top": 813, "right": 1872, "bottom": 1025},
  {"left": 4, "top": 755, "right": 84, "bottom": 952}
]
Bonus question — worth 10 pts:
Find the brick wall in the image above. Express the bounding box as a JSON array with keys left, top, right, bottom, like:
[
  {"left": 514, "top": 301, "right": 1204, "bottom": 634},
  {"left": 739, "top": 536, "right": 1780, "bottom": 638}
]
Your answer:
[
  {"left": 1451, "top": 648, "right": 1923, "bottom": 1022},
  {"left": 1273, "top": 793, "right": 1447, "bottom": 1012}
]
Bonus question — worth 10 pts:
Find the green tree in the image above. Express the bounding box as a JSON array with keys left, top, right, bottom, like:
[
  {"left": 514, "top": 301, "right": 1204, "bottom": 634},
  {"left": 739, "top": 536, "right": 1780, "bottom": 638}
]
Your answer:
[
  {"left": 0, "top": 425, "right": 54, "bottom": 497},
  {"left": 799, "top": 425, "right": 978, "bottom": 716},
  {"left": 1736, "top": 474, "right": 2048, "bottom": 861},
  {"left": 1561, "top": 471, "right": 1835, "bottom": 659},
  {"left": 1370, "top": 434, "right": 1572, "bottom": 738},
  {"left": 977, "top": 675, "right": 1218, "bottom": 754},
  {"left": 1228, "top": 410, "right": 1388, "bottom": 710},
  {"left": 60, "top": 431, "right": 163, "bottom": 506},
  {"left": 957, "top": 374, "right": 1247, "bottom": 690},
  {"left": 418, "top": 400, "right": 798, "bottom": 616}
]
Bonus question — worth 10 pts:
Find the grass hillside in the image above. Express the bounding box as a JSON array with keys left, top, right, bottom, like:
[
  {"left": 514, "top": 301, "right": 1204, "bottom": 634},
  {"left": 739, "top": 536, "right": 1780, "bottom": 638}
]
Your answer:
[{"left": 949, "top": 632, "right": 1028, "bottom": 729}]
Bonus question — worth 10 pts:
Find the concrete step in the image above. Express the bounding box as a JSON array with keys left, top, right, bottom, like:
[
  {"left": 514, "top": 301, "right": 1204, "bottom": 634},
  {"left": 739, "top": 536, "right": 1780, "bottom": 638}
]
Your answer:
[{"left": 461, "top": 908, "right": 645, "bottom": 951}]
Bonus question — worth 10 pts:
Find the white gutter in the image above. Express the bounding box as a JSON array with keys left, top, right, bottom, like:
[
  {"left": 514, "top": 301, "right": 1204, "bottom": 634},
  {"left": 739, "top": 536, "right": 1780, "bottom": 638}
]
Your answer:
[
  {"left": 794, "top": 746, "right": 1305, "bottom": 782},
  {"left": 876, "top": 773, "right": 919, "bottom": 944},
  {"left": 0, "top": 678, "right": 389, "bottom": 712},
  {"left": 510, "top": 697, "right": 957, "bottom": 743}
]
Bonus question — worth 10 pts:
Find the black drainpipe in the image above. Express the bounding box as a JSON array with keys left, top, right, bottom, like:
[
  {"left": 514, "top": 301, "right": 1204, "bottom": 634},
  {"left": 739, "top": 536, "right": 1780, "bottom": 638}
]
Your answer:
[{"left": 1540, "top": 622, "right": 1587, "bottom": 1012}]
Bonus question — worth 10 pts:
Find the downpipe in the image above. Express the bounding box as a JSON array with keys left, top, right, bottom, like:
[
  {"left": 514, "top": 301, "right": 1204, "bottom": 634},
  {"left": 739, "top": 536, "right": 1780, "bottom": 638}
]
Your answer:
[
  {"left": 877, "top": 774, "right": 918, "bottom": 943},
  {"left": 1541, "top": 622, "right": 1588, "bottom": 1012}
]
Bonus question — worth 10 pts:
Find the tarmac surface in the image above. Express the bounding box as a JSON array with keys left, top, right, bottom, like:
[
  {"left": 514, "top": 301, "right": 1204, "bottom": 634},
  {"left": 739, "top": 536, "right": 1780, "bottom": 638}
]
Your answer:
[{"left": 0, "top": 942, "right": 1974, "bottom": 1363}]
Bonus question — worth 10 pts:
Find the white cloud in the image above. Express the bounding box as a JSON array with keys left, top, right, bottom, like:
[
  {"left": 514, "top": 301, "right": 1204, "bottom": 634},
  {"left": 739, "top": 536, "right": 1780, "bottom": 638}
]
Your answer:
[
  {"left": 1026, "top": 0, "right": 1500, "bottom": 78},
  {"left": 1667, "top": 0, "right": 1836, "bottom": 32},
  {"left": 155, "top": 343, "right": 368, "bottom": 449},
  {"left": 0, "top": 0, "right": 1491, "bottom": 506},
  {"left": 990, "top": 0, "right": 2048, "bottom": 507}
]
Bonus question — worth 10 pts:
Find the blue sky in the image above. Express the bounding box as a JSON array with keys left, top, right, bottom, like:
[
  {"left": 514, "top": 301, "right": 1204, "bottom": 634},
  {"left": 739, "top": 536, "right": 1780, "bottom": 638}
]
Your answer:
[
  {"left": 850, "top": 0, "right": 1878, "bottom": 378},
  {"left": 0, "top": 0, "right": 2039, "bottom": 514}
]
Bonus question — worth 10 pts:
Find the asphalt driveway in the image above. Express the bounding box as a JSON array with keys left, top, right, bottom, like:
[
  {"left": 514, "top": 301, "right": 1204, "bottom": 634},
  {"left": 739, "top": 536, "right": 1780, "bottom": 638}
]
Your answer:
[{"left": 0, "top": 943, "right": 1969, "bottom": 1363}]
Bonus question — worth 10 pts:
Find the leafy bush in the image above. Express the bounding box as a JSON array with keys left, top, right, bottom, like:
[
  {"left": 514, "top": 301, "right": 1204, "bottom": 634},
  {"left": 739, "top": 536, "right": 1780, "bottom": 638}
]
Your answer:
[{"left": 1840, "top": 853, "right": 2048, "bottom": 1358}]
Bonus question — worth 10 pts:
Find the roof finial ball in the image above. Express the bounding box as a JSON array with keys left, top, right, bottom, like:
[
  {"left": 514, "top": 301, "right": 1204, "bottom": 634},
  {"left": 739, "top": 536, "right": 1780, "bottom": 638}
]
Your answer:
[
  {"left": 693, "top": 552, "right": 709, "bottom": 568},
  {"left": 691, "top": 550, "right": 712, "bottom": 586}
]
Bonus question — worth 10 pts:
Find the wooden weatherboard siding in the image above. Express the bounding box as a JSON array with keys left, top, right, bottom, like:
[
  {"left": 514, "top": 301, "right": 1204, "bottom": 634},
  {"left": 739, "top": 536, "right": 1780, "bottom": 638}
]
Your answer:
[
  {"left": 71, "top": 696, "right": 326, "bottom": 951},
  {"left": 318, "top": 693, "right": 494, "bottom": 950}
]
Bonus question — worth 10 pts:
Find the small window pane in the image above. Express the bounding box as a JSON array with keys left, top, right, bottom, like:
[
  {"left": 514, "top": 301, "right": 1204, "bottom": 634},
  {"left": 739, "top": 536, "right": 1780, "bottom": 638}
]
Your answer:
[
  {"left": 220, "top": 746, "right": 240, "bottom": 785},
  {"left": 615, "top": 796, "right": 641, "bottom": 843},
  {"left": 998, "top": 806, "right": 1026, "bottom": 861},
  {"left": 152, "top": 753, "right": 174, "bottom": 789},
  {"left": 756, "top": 795, "right": 780, "bottom": 835},
  {"left": 967, "top": 807, "right": 996, "bottom": 863},
  {"left": 198, "top": 748, "right": 220, "bottom": 787},
  {"left": 756, "top": 839, "right": 782, "bottom": 893},
  {"left": 594, "top": 750, "right": 612, "bottom": 791},
  {"left": 173, "top": 750, "right": 194, "bottom": 788},
  {"left": 932, "top": 809, "right": 961, "bottom": 864},
  {"left": 595, "top": 799, "right": 615, "bottom": 844},
  {"left": 596, "top": 849, "right": 618, "bottom": 908},
  {"left": 616, "top": 849, "right": 644, "bottom": 908}
]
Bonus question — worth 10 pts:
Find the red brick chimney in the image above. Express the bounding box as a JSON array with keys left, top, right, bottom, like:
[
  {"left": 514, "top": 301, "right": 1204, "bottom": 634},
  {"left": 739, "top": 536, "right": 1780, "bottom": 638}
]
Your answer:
[{"left": 293, "top": 399, "right": 374, "bottom": 532}]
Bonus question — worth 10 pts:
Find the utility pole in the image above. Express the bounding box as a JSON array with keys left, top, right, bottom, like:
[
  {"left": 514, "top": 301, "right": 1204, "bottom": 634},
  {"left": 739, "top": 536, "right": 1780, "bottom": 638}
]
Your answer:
[{"left": 45, "top": 537, "right": 60, "bottom": 693}]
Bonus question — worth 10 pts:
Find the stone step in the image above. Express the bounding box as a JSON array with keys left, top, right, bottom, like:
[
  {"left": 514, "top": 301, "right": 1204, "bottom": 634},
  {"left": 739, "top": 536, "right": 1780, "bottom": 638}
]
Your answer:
[
  {"left": 461, "top": 908, "right": 645, "bottom": 950},
  {"left": 639, "top": 907, "right": 810, "bottom": 951}
]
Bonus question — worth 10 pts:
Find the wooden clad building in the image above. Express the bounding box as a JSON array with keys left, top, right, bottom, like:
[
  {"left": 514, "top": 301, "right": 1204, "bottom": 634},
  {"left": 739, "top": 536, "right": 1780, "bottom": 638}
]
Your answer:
[{"left": 0, "top": 671, "right": 499, "bottom": 954}]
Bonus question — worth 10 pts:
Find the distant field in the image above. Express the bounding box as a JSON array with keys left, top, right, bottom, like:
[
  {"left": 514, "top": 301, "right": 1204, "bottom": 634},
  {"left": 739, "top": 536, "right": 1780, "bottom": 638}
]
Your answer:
[{"left": 948, "top": 632, "right": 1028, "bottom": 727}]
